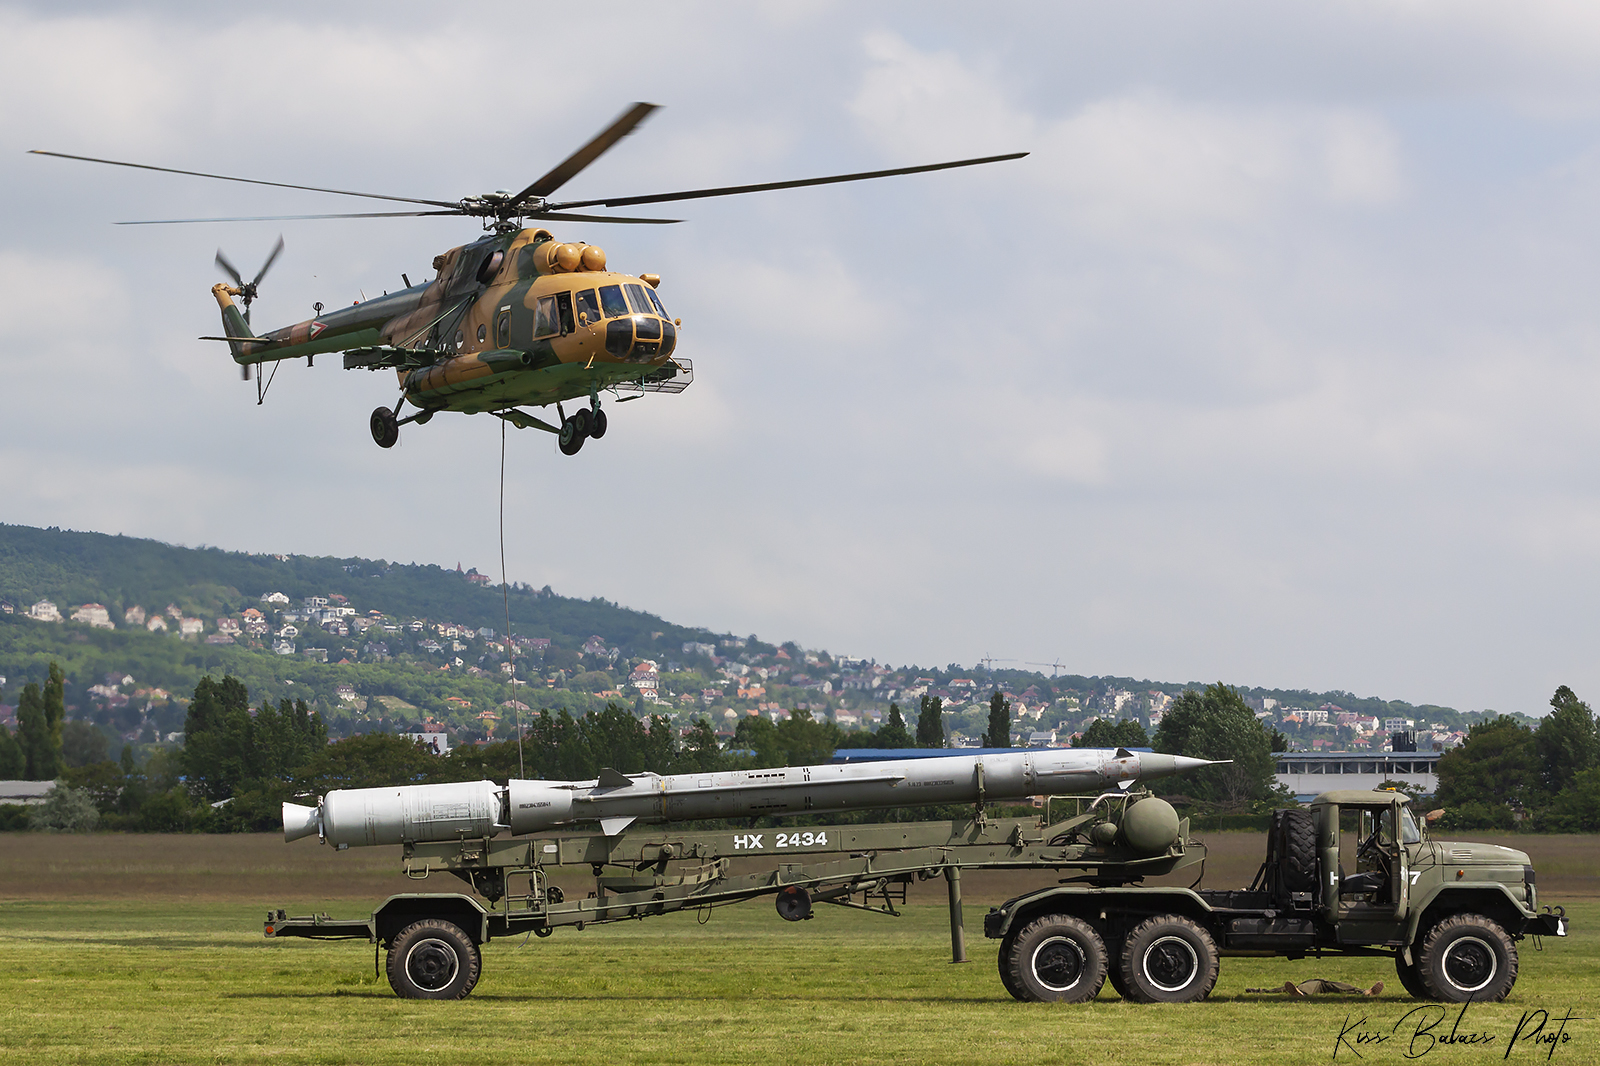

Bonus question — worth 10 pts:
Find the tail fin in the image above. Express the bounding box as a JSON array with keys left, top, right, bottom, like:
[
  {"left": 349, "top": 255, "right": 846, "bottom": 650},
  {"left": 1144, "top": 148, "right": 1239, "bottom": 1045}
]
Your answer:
[{"left": 210, "top": 283, "right": 257, "bottom": 372}]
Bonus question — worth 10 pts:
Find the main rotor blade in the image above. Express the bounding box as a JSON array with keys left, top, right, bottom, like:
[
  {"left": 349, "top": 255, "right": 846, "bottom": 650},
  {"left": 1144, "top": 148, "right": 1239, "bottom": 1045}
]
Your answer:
[
  {"left": 29, "top": 150, "right": 460, "bottom": 208},
  {"left": 533, "top": 211, "right": 682, "bottom": 225},
  {"left": 117, "top": 210, "right": 464, "bottom": 225},
  {"left": 214, "top": 249, "right": 243, "bottom": 286},
  {"left": 252, "top": 235, "right": 286, "bottom": 288},
  {"left": 511, "top": 102, "right": 660, "bottom": 204},
  {"left": 548, "top": 151, "right": 1029, "bottom": 211}
]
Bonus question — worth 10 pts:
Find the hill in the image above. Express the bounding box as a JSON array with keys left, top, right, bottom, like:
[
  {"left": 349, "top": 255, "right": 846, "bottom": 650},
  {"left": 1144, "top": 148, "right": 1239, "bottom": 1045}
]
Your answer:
[{"left": 0, "top": 523, "right": 1503, "bottom": 752}]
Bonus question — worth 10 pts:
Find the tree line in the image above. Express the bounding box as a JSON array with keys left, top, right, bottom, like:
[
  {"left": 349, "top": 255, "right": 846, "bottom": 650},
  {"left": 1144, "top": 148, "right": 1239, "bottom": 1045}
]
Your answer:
[{"left": 7, "top": 674, "right": 1466, "bottom": 833}]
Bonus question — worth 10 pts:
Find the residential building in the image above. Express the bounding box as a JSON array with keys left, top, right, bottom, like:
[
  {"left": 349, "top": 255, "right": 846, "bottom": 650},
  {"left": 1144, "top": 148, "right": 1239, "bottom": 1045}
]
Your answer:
[
  {"left": 70, "top": 604, "right": 114, "bottom": 629},
  {"left": 27, "top": 600, "right": 61, "bottom": 622}
]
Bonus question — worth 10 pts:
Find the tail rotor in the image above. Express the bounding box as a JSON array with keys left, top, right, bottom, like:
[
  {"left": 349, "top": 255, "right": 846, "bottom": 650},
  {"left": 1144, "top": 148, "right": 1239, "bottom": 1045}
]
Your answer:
[{"left": 215, "top": 234, "right": 284, "bottom": 326}]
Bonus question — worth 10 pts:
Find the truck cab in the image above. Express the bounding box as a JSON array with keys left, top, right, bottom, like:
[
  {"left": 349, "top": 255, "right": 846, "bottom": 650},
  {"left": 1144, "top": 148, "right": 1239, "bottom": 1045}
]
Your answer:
[{"left": 983, "top": 789, "right": 1568, "bottom": 1004}]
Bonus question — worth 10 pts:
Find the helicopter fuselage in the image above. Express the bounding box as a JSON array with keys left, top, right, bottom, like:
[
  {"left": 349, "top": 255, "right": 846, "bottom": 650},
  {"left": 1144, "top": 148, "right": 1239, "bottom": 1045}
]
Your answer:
[{"left": 210, "top": 227, "right": 684, "bottom": 428}]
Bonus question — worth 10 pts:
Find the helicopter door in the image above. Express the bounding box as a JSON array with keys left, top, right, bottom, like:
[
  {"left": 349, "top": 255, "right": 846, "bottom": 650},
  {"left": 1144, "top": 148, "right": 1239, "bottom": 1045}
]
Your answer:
[
  {"left": 555, "top": 292, "right": 575, "bottom": 335},
  {"left": 495, "top": 307, "right": 511, "bottom": 347}
]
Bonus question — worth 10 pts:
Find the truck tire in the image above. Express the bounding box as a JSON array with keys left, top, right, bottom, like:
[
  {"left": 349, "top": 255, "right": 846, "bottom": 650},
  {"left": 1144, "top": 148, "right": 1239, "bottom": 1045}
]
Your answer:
[
  {"left": 386, "top": 919, "right": 481, "bottom": 1000},
  {"left": 1000, "top": 914, "right": 1107, "bottom": 1003},
  {"left": 1279, "top": 809, "right": 1317, "bottom": 893},
  {"left": 1120, "top": 915, "right": 1219, "bottom": 1003},
  {"left": 1416, "top": 914, "right": 1517, "bottom": 1003},
  {"left": 1395, "top": 955, "right": 1432, "bottom": 1000},
  {"left": 1106, "top": 950, "right": 1132, "bottom": 1000}
]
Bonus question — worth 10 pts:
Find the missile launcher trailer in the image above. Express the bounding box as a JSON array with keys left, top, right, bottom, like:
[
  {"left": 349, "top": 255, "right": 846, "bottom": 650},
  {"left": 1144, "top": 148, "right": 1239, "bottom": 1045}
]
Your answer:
[
  {"left": 267, "top": 789, "right": 1198, "bottom": 1000},
  {"left": 983, "top": 790, "right": 1569, "bottom": 1005}
]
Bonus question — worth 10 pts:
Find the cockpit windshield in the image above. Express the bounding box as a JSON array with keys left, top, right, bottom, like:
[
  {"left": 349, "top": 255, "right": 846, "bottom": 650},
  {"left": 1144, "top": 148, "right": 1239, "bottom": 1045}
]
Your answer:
[
  {"left": 575, "top": 289, "right": 601, "bottom": 326},
  {"left": 598, "top": 284, "right": 629, "bottom": 319},
  {"left": 645, "top": 286, "right": 668, "bottom": 318},
  {"left": 624, "top": 284, "right": 654, "bottom": 315}
]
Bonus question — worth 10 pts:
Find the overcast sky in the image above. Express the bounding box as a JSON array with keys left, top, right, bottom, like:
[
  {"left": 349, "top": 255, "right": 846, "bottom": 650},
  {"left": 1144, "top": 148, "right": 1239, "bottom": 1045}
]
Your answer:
[{"left": 5, "top": 1, "right": 1600, "bottom": 714}]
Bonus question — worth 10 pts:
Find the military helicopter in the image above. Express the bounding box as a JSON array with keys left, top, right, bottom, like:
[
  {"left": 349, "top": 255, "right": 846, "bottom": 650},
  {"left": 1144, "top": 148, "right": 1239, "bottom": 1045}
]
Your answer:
[{"left": 33, "top": 104, "right": 1024, "bottom": 454}]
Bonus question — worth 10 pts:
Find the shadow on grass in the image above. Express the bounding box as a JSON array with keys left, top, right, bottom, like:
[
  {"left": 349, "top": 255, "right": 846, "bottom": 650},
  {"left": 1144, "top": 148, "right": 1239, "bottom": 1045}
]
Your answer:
[{"left": 220, "top": 990, "right": 1010, "bottom": 1004}]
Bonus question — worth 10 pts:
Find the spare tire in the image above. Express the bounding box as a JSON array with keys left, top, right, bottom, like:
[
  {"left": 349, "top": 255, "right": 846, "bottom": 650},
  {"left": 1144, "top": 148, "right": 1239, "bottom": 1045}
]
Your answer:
[{"left": 1279, "top": 808, "right": 1317, "bottom": 893}]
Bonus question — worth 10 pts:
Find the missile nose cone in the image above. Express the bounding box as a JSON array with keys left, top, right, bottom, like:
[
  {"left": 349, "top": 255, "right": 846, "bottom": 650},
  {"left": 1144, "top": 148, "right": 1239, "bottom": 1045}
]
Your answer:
[
  {"left": 283, "top": 802, "right": 321, "bottom": 843},
  {"left": 1129, "top": 753, "right": 1231, "bottom": 781},
  {"left": 1172, "top": 755, "right": 1231, "bottom": 774}
]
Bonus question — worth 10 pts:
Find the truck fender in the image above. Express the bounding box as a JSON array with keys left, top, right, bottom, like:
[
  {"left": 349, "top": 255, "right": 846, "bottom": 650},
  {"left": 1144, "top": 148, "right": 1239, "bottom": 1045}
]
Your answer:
[
  {"left": 372, "top": 893, "right": 490, "bottom": 947},
  {"left": 984, "top": 887, "right": 1212, "bottom": 941},
  {"left": 1403, "top": 883, "right": 1529, "bottom": 948}
]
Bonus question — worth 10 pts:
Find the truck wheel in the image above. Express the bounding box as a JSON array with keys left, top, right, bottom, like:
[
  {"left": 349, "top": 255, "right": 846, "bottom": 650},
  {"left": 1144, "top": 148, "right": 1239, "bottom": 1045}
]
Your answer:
[
  {"left": 386, "top": 919, "right": 481, "bottom": 1000},
  {"left": 1001, "top": 915, "right": 1107, "bottom": 1003},
  {"left": 1120, "top": 915, "right": 1219, "bottom": 1003},
  {"left": 1417, "top": 914, "right": 1517, "bottom": 1002},
  {"left": 1396, "top": 955, "right": 1432, "bottom": 1000},
  {"left": 1279, "top": 809, "right": 1317, "bottom": 893},
  {"left": 1106, "top": 950, "right": 1132, "bottom": 1000},
  {"left": 996, "top": 929, "right": 1023, "bottom": 1000}
]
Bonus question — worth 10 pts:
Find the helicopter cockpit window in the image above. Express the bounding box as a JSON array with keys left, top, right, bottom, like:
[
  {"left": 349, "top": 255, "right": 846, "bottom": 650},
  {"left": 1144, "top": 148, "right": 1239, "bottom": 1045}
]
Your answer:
[
  {"left": 476, "top": 324, "right": 487, "bottom": 345},
  {"left": 599, "top": 284, "right": 629, "bottom": 319},
  {"left": 575, "top": 289, "right": 601, "bottom": 326},
  {"left": 496, "top": 309, "right": 511, "bottom": 347},
  {"left": 534, "top": 296, "right": 560, "bottom": 339},
  {"left": 625, "top": 284, "right": 654, "bottom": 315},
  {"left": 645, "top": 286, "right": 668, "bottom": 318},
  {"left": 556, "top": 291, "right": 575, "bottom": 334}
]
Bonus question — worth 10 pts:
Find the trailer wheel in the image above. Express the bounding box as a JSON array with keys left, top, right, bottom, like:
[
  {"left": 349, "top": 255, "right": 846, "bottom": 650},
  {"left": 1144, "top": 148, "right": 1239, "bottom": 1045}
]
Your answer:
[
  {"left": 1417, "top": 914, "right": 1517, "bottom": 1003},
  {"left": 1001, "top": 915, "right": 1107, "bottom": 1003},
  {"left": 1120, "top": 915, "right": 1219, "bottom": 1003},
  {"left": 1279, "top": 809, "right": 1317, "bottom": 893},
  {"left": 1395, "top": 954, "right": 1431, "bottom": 1000},
  {"left": 386, "top": 919, "right": 481, "bottom": 1000}
]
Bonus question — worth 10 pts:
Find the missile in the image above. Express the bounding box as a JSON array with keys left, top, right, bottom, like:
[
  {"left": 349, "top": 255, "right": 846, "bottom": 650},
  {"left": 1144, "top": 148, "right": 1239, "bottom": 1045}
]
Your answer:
[{"left": 283, "top": 747, "right": 1225, "bottom": 848}]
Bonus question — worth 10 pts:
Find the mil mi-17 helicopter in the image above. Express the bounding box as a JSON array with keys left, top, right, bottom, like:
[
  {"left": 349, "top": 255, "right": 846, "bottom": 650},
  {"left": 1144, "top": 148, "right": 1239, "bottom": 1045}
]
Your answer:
[{"left": 33, "top": 104, "right": 1024, "bottom": 453}]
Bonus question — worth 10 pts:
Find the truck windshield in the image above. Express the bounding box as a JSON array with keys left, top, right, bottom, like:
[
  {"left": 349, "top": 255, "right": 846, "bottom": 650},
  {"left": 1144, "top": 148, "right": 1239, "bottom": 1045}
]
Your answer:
[{"left": 1377, "top": 806, "right": 1422, "bottom": 846}]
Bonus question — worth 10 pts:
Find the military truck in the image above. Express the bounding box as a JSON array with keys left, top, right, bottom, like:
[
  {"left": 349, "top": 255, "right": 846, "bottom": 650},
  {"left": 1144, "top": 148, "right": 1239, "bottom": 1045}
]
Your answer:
[{"left": 984, "top": 789, "right": 1569, "bottom": 1004}]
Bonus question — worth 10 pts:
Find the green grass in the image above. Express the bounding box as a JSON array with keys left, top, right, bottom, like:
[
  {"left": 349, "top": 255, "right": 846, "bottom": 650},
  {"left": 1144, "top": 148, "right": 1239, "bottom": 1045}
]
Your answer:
[{"left": 2, "top": 898, "right": 1597, "bottom": 1066}]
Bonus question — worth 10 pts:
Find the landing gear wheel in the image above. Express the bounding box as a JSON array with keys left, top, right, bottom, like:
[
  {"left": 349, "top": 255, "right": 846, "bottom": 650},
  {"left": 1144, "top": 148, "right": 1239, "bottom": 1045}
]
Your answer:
[
  {"left": 1417, "top": 914, "right": 1517, "bottom": 1002},
  {"left": 570, "top": 408, "right": 590, "bottom": 438},
  {"left": 558, "top": 415, "right": 585, "bottom": 456},
  {"left": 1279, "top": 809, "right": 1318, "bottom": 893},
  {"left": 1000, "top": 914, "right": 1107, "bottom": 1003},
  {"left": 1396, "top": 954, "right": 1432, "bottom": 1000},
  {"left": 1120, "top": 915, "right": 1219, "bottom": 1003},
  {"left": 589, "top": 407, "right": 607, "bottom": 439},
  {"left": 369, "top": 406, "right": 399, "bottom": 449},
  {"left": 385, "top": 919, "right": 480, "bottom": 1000}
]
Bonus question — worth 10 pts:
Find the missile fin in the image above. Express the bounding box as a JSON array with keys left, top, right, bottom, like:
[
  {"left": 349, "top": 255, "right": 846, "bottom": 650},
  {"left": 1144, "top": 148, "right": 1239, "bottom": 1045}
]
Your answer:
[
  {"left": 1117, "top": 778, "right": 1133, "bottom": 791},
  {"left": 597, "top": 768, "right": 632, "bottom": 789},
  {"left": 1115, "top": 747, "right": 1133, "bottom": 758},
  {"left": 600, "top": 816, "right": 636, "bottom": 836}
]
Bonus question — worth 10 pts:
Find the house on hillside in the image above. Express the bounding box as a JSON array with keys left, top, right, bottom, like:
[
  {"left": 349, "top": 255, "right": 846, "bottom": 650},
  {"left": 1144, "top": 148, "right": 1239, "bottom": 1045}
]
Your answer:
[
  {"left": 71, "top": 604, "right": 114, "bottom": 629},
  {"left": 629, "top": 662, "right": 660, "bottom": 693},
  {"left": 261, "top": 592, "right": 290, "bottom": 605},
  {"left": 123, "top": 605, "right": 146, "bottom": 626},
  {"left": 178, "top": 617, "right": 204, "bottom": 638},
  {"left": 145, "top": 614, "right": 168, "bottom": 633},
  {"left": 27, "top": 600, "right": 61, "bottom": 622},
  {"left": 216, "top": 617, "right": 241, "bottom": 636}
]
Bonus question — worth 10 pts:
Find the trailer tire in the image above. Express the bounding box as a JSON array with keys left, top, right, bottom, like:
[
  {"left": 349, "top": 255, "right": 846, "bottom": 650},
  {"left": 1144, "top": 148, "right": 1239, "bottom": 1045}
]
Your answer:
[
  {"left": 1396, "top": 954, "right": 1432, "bottom": 1000},
  {"left": 386, "top": 919, "right": 481, "bottom": 1000},
  {"left": 1001, "top": 914, "right": 1106, "bottom": 1003},
  {"left": 1120, "top": 915, "right": 1219, "bottom": 1003},
  {"left": 1279, "top": 809, "right": 1318, "bottom": 893},
  {"left": 1417, "top": 914, "right": 1517, "bottom": 1003}
]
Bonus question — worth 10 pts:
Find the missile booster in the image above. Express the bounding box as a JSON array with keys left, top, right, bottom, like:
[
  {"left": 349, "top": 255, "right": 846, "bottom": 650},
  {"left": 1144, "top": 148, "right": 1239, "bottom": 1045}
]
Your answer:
[{"left": 282, "top": 746, "right": 1223, "bottom": 849}]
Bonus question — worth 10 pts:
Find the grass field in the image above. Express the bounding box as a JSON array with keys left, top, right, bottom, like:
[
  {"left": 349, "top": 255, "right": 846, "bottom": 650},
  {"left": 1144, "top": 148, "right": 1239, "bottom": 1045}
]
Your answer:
[{"left": 2, "top": 832, "right": 1597, "bottom": 1065}]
